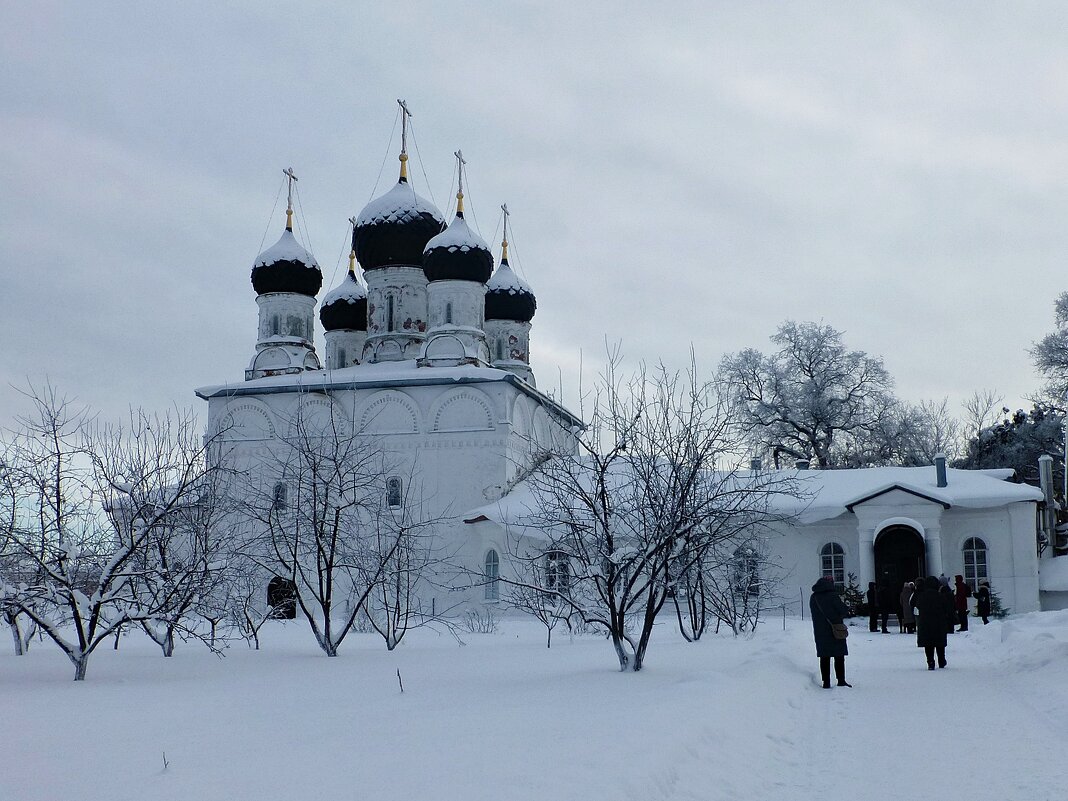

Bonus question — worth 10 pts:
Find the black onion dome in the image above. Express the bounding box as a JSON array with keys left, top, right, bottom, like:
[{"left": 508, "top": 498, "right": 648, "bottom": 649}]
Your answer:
[
  {"left": 319, "top": 271, "right": 368, "bottom": 331},
  {"left": 353, "top": 180, "right": 444, "bottom": 270},
  {"left": 422, "top": 214, "right": 493, "bottom": 283},
  {"left": 485, "top": 259, "right": 536, "bottom": 321},
  {"left": 250, "top": 228, "right": 323, "bottom": 296}
]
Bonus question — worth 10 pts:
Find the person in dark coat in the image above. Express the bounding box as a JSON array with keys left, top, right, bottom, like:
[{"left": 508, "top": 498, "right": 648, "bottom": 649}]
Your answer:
[
  {"left": 914, "top": 576, "right": 948, "bottom": 669},
  {"left": 899, "top": 582, "right": 916, "bottom": 634},
  {"left": 810, "top": 576, "right": 851, "bottom": 688},
  {"left": 866, "top": 581, "right": 879, "bottom": 632},
  {"left": 975, "top": 579, "right": 992, "bottom": 624},
  {"left": 954, "top": 574, "right": 972, "bottom": 631},
  {"left": 877, "top": 580, "right": 895, "bottom": 633},
  {"left": 938, "top": 579, "right": 956, "bottom": 635}
]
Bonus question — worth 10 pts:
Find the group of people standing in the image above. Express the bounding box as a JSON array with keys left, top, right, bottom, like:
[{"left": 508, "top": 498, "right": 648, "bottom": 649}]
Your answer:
[{"left": 810, "top": 573, "right": 994, "bottom": 687}]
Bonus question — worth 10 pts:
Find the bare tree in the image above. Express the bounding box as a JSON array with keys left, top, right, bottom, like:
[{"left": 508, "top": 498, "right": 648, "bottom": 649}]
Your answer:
[
  {"left": 0, "top": 385, "right": 227, "bottom": 679},
  {"left": 505, "top": 567, "right": 572, "bottom": 648},
  {"left": 695, "top": 535, "right": 785, "bottom": 636},
  {"left": 103, "top": 416, "right": 237, "bottom": 657},
  {"left": 362, "top": 481, "right": 456, "bottom": 651},
  {"left": 506, "top": 352, "right": 802, "bottom": 672},
  {"left": 720, "top": 321, "right": 897, "bottom": 468},
  {"left": 962, "top": 389, "right": 1003, "bottom": 442},
  {"left": 239, "top": 400, "right": 441, "bottom": 657}
]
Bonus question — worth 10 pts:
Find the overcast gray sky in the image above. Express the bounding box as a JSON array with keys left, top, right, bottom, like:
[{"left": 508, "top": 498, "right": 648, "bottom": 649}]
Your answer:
[{"left": 3, "top": 1, "right": 1068, "bottom": 428}]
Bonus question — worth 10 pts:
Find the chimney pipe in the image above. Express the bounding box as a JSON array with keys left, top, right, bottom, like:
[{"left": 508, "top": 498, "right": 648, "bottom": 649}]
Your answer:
[
  {"left": 935, "top": 454, "right": 948, "bottom": 488},
  {"left": 1039, "top": 454, "right": 1055, "bottom": 550},
  {"left": 795, "top": 459, "right": 810, "bottom": 470}
]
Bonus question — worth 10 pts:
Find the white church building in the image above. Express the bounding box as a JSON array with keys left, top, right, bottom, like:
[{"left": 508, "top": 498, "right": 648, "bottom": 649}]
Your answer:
[{"left": 197, "top": 119, "right": 1061, "bottom": 619}]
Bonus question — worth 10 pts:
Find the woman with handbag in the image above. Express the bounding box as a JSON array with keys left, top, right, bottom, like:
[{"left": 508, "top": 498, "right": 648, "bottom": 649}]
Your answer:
[{"left": 810, "top": 575, "right": 851, "bottom": 689}]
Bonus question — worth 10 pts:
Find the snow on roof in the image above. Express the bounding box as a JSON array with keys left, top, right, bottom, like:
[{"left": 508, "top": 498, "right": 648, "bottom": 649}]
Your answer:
[
  {"left": 356, "top": 181, "right": 443, "bottom": 227},
  {"left": 321, "top": 272, "right": 366, "bottom": 306},
  {"left": 253, "top": 229, "right": 318, "bottom": 269},
  {"left": 785, "top": 465, "right": 1042, "bottom": 523},
  {"left": 1039, "top": 556, "right": 1068, "bottom": 592},
  {"left": 486, "top": 260, "right": 533, "bottom": 296},
  {"left": 198, "top": 360, "right": 507, "bottom": 397},
  {"left": 423, "top": 214, "right": 489, "bottom": 255},
  {"left": 465, "top": 464, "right": 1042, "bottom": 530}
]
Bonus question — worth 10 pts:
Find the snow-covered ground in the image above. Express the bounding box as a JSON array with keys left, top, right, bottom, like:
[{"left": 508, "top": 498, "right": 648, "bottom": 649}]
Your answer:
[{"left": 4, "top": 611, "right": 1068, "bottom": 801}]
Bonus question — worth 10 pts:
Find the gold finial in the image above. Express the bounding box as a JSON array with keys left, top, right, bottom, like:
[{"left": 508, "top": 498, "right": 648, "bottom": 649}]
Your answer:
[
  {"left": 501, "top": 203, "right": 510, "bottom": 262},
  {"left": 454, "top": 149, "right": 466, "bottom": 216},
  {"left": 397, "top": 99, "right": 412, "bottom": 182},
  {"left": 348, "top": 216, "right": 358, "bottom": 274},
  {"left": 283, "top": 167, "right": 298, "bottom": 231}
]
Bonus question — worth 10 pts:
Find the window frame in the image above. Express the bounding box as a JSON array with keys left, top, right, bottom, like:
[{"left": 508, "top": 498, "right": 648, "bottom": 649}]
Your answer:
[
  {"left": 820, "top": 542, "right": 846, "bottom": 590},
  {"left": 962, "top": 537, "right": 988, "bottom": 592},
  {"left": 484, "top": 549, "right": 500, "bottom": 601}
]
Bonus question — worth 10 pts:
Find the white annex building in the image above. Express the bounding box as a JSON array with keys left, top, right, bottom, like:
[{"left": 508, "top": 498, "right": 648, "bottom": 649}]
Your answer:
[{"left": 197, "top": 116, "right": 1064, "bottom": 619}]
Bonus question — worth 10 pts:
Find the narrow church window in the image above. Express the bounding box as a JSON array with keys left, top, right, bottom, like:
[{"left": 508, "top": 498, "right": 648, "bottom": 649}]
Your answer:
[
  {"left": 288, "top": 315, "right": 303, "bottom": 338},
  {"left": 495, "top": 339, "right": 504, "bottom": 361},
  {"left": 386, "top": 476, "right": 402, "bottom": 507},
  {"left": 337, "top": 347, "right": 346, "bottom": 367},
  {"left": 484, "top": 549, "right": 500, "bottom": 601},
  {"left": 963, "top": 537, "right": 988, "bottom": 591},
  {"left": 270, "top": 315, "right": 280, "bottom": 336},
  {"left": 820, "top": 542, "right": 845, "bottom": 590},
  {"left": 445, "top": 302, "right": 453, "bottom": 325},
  {"left": 387, "top": 296, "right": 396, "bottom": 332},
  {"left": 272, "top": 482, "right": 287, "bottom": 511}
]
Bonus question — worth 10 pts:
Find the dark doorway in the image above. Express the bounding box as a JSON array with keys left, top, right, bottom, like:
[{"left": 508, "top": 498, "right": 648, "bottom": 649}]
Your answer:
[
  {"left": 874, "top": 526, "right": 926, "bottom": 596},
  {"left": 267, "top": 576, "right": 297, "bottom": 619}
]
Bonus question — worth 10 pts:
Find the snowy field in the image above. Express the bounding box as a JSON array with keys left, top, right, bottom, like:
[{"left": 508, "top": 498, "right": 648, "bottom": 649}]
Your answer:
[{"left": 3, "top": 611, "right": 1068, "bottom": 801}]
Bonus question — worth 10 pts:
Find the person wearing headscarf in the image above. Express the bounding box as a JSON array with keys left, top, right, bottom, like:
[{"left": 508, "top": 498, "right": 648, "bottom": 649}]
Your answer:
[
  {"left": 954, "top": 575, "right": 972, "bottom": 631},
  {"left": 899, "top": 582, "right": 916, "bottom": 634},
  {"left": 810, "top": 576, "right": 851, "bottom": 688},
  {"left": 975, "top": 579, "right": 992, "bottom": 624}
]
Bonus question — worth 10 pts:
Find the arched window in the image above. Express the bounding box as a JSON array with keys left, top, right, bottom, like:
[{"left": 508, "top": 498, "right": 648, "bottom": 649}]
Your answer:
[
  {"left": 484, "top": 549, "right": 500, "bottom": 601},
  {"left": 272, "top": 482, "right": 287, "bottom": 511},
  {"left": 336, "top": 347, "right": 347, "bottom": 367},
  {"left": 287, "top": 315, "right": 303, "bottom": 338},
  {"left": 495, "top": 339, "right": 504, "bottom": 361},
  {"left": 267, "top": 576, "right": 297, "bottom": 619},
  {"left": 386, "top": 476, "right": 402, "bottom": 508},
  {"left": 445, "top": 302, "right": 453, "bottom": 325},
  {"left": 820, "top": 542, "right": 845, "bottom": 590},
  {"left": 270, "top": 315, "right": 280, "bottom": 336},
  {"left": 731, "top": 546, "right": 761, "bottom": 599},
  {"left": 544, "top": 551, "right": 570, "bottom": 592},
  {"left": 387, "top": 296, "right": 396, "bottom": 332},
  {"left": 963, "top": 537, "right": 988, "bottom": 591}
]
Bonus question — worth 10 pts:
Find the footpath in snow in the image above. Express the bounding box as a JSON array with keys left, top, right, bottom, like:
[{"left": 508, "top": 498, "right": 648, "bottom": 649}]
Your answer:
[{"left": 2, "top": 612, "right": 1067, "bottom": 801}]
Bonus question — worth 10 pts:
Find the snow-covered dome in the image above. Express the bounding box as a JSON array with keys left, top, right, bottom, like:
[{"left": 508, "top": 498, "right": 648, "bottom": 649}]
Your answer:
[
  {"left": 485, "top": 258, "right": 536, "bottom": 321},
  {"left": 250, "top": 228, "right": 323, "bottom": 297},
  {"left": 353, "top": 179, "right": 444, "bottom": 271},
  {"left": 422, "top": 213, "right": 494, "bottom": 283},
  {"left": 319, "top": 269, "right": 367, "bottom": 332}
]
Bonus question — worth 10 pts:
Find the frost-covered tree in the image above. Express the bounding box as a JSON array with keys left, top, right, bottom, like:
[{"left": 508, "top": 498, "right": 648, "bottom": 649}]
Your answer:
[
  {"left": 240, "top": 401, "right": 444, "bottom": 657},
  {"left": 1032, "top": 292, "right": 1068, "bottom": 398},
  {"left": 720, "top": 321, "right": 897, "bottom": 468},
  {"left": 0, "top": 385, "right": 228, "bottom": 679},
  {"left": 508, "top": 352, "right": 802, "bottom": 672},
  {"left": 954, "top": 403, "right": 1064, "bottom": 489}
]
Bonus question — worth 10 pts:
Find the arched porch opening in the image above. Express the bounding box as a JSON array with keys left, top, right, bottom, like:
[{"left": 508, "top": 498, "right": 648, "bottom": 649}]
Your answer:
[{"left": 874, "top": 525, "right": 926, "bottom": 597}]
